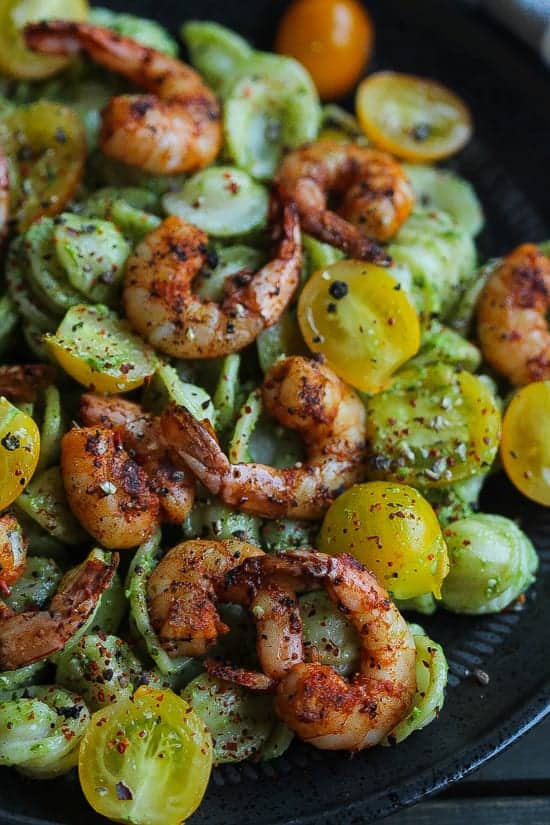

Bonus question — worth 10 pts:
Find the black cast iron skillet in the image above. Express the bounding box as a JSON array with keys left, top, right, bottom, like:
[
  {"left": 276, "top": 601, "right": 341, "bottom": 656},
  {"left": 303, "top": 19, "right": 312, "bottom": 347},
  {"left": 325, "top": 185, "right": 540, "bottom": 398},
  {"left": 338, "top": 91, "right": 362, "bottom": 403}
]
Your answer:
[{"left": 1, "top": 0, "right": 550, "bottom": 822}]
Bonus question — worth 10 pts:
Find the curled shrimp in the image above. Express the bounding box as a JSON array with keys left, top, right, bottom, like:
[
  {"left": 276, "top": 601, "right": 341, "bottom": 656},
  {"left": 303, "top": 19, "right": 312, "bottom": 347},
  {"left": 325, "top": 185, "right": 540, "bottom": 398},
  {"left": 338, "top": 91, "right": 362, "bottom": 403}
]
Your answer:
[
  {"left": 161, "top": 355, "right": 367, "bottom": 519},
  {"left": 477, "top": 243, "right": 550, "bottom": 385},
  {"left": 123, "top": 203, "right": 301, "bottom": 358},
  {"left": 0, "top": 549, "right": 118, "bottom": 671},
  {"left": 275, "top": 139, "right": 414, "bottom": 262},
  {"left": 0, "top": 364, "right": 55, "bottom": 403},
  {"left": 0, "top": 147, "right": 8, "bottom": 244},
  {"left": 61, "top": 426, "right": 160, "bottom": 550},
  {"left": 225, "top": 550, "right": 416, "bottom": 751},
  {"left": 147, "top": 539, "right": 264, "bottom": 659},
  {"left": 147, "top": 539, "right": 303, "bottom": 687},
  {"left": 0, "top": 514, "right": 27, "bottom": 595},
  {"left": 80, "top": 393, "right": 195, "bottom": 524},
  {"left": 25, "top": 21, "right": 222, "bottom": 174}
]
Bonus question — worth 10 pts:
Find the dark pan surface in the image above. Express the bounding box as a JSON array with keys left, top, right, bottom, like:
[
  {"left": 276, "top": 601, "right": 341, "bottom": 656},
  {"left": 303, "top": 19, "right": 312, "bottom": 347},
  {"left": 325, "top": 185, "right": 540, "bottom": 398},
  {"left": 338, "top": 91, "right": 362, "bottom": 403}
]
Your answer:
[{"left": 2, "top": 0, "right": 550, "bottom": 822}]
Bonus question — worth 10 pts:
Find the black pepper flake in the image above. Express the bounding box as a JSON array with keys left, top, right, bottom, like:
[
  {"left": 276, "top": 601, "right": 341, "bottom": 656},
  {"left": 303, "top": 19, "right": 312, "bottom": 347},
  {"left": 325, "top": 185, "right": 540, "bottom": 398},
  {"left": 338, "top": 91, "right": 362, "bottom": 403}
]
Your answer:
[
  {"left": 55, "top": 127, "right": 67, "bottom": 143},
  {"left": 474, "top": 668, "right": 490, "bottom": 686},
  {"left": 116, "top": 781, "right": 133, "bottom": 801},
  {"left": 1, "top": 433, "right": 20, "bottom": 451},
  {"left": 410, "top": 122, "right": 431, "bottom": 142},
  {"left": 55, "top": 705, "right": 82, "bottom": 720},
  {"left": 326, "top": 302, "right": 337, "bottom": 314},
  {"left": 328, "top": 280, "right": 348, "bottom": 300}
]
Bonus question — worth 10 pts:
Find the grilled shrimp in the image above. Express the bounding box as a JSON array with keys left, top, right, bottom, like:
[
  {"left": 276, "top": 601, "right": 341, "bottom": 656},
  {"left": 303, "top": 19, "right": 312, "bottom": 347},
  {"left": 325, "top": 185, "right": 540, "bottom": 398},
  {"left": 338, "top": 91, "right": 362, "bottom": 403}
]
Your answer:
[
  {"left": 25, "top": 21, "right": 221, "bottom": 174},
  {"left": 80, "top": 393, "right": 195, "bottom": 524},
  {"left": 477, "top": 243, "right": 550, "bottom": 385},
  {"left": 225, "top": 550, "right": 416, "bottom": 751},
  {"left": 161, "top": 355, "right": 367, "bottom": 519},
  {"left": 0, "top": 549, "right": 118, "bottom": 670},
  {"left": 275, "top": 140, "right": 414, "bottom": 261},
  {"left": 0, "top": 148, "right": 8, "bottom": 244},
  {"left": 0, "top": 514, "right": 27, "bottom": 594},
  {"left": 123, "top": 204, "right": 301, "bottom": 358},
  {"left": 61, "top": 426, "right": 160, "bottom": 550},
  {"left": 147, "top": 539, "right": 303, "bottom": 686},
  {"left": 0, "top": 364, "right": 55, "bottom": 403}
]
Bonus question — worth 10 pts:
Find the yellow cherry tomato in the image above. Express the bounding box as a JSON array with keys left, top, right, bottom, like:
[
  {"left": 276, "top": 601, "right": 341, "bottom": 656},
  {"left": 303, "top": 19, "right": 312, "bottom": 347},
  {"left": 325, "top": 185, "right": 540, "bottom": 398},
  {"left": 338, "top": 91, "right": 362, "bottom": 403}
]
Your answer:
[
  {"left": 501, "top": 381, "right": 550, "bottom": 506},
  {"left": 275, "top": 0, "right": 374, "bottom": 100},
  {"left": 79, "top": 686, "right": 213, "bottom": 825},
  {"left": 0, "top": 396, "right": 40, "bottom": 509},
  {"left": 365, "top": 366, "right": 502, "bottom": 488},
  {"left": 298, "top": 260, "right": 420, "bottom": 392},
  {"left": 1, "top": 102, "right": 86, "bottom": 232},
  {"left": 356, "top": 71, "right": 473, "bottom": 161},
  {"left": 319, "top": 481, "right": 449, "bottom": 599},
  {"left": 44, "top": 304, "right": 159, "bottom": 394},
  {"left": 0, "top": 0, "right": 89, "bottom": 80}
]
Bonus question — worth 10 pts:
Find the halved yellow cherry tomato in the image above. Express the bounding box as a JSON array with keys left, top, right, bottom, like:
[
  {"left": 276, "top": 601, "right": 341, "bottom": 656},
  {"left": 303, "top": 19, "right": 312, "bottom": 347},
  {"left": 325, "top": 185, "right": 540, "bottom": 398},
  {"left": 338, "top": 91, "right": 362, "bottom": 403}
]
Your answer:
[
  {"left": 44, "top": 305, "right": 159, "bottom": 394},
  {"left": 0, "top": 396, "right": 40, "bottom": 509},
  {"left": 319, "top": 481, "right": 449, "bottom": 599},
  {"left": 275, "top": 0, "right": 374, "bottom": 100},
  {"left": 298, "top": 260, "right": 420, "bottom": 392},
  {"left": 1, "top": 102, "right": 86, "bottom": 232},
  {"left": 501, "top": 381, "right": 550, "bottom": 506},
  {"left": 356, "top": 71, "right": 473, "bottom": 161},
  {"left": 365, "top": 366, "right": 502, "bottom": 488},
  {"left": 79, "top": 686, "right": 213, "bottom": 825},
  {"left": 0, "top": 0, "right": 89, "bottom": 80}
]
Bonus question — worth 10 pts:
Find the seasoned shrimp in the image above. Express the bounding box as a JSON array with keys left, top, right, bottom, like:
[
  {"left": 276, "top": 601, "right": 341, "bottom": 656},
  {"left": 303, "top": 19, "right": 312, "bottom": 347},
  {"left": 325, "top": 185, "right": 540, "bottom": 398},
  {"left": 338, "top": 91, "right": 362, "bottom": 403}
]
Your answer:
[
  {"left": 0, "top": 513, "right": 27, "bottom": 594},
  {"left": 25, "top": 21, "right": 221, "bottom": 174},
  {"left": 123, "top": 203, "right": 301, "bottom": 358},
  {"left": 80, "top": 393, "right": 195, "bottom": 524},
  {"left": 0, "top": 364, "right": 55, "bottom": 403},
  {"left": 0, "top": 147, "right": 8, "bottom": 244},
  {"left": 147, "top": 539, "right": 303, "bottom": 685},
  {"left": 275, "top": 139, "right": 414, "bottom": 261},
  {"left": 146, "top": 539, "right": 263, "bottom": 658},
  {"left": 477, "top": 243, "right": 550, "bottom": 385},
  {"left": 61, "top": 426, "right": 160, "bottom": 550},
  {"left": 161, "top": 355, "right": 367, "bottom": 519},
  {"left": 226, "top": 550, "right": 416, "bottom": 751},
  {"left": 0, "top": 549, "right": 118, "bottom": 670}
]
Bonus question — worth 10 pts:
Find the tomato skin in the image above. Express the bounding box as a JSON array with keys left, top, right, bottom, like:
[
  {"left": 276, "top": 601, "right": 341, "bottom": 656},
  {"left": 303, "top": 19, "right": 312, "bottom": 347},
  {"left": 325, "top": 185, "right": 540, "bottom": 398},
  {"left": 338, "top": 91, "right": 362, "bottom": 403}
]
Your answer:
[
  {"left": 0, "top": 397, "right": 40, "bottom": 509},
  {"left": 319, "top": 481, "right": 449, "bottom": 599},
  {"left": 1, "top": 102, "right": 86, "bottom": 232},
  {"left": 275, "top": 0, "right": 374, "bottom": 100},
  {"left": 356, "top": 71, "right": 472, "bottom": 161},
  {"left": 78, "top": 686, "right": 213, "bottom": 825},
  {"left": 501, "top": 381, "right": 550, "bottom": 506},
  {"left": 298, "top": 260, "right": 420, "bottom": 393}
]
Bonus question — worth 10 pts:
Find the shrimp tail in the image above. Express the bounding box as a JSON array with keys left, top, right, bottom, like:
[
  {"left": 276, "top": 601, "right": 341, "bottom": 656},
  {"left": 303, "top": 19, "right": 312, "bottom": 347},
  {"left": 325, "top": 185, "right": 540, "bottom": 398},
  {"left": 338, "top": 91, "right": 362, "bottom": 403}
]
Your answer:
[
  {"left": 160, "top": 403, "right": 229, "bottom": 495},
  {"left": 301, "top": 207, "right": 391, "bottom": 265}
]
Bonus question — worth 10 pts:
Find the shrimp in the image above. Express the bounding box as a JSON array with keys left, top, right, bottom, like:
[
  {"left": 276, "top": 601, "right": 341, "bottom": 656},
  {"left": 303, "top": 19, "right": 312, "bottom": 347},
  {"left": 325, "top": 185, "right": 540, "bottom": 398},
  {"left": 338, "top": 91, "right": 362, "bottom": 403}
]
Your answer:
[
  {"left": 274, "top": 139, "right": 414, "bottom": 262},
  {"left": 24, "top": 21, "right": 221, "bottom": 174},
  {"left": 0, "top": 147, "right": 9, "bottom": 244},
  {"left": 225, "top": 550, "right": 416, "bottom": 751},
  {"left": 161, "top": 355, "right": 367, "bottom": 519},
  {"left": 0, "top": 549, "right": 118, "bottom": 670},
  {"left": 122, "top": 203, "right": 301, "bottom": 358},
  {"left": 477, "top": 243, "right": 550, "bottom": 385},
  {"left": 146, "top": 539, "right": 263, "bottom": 658},
  {"left": 61, "top": 426, "right": 160, "bottom": 550},
  {"left": 0, "top": 364, "right": 55, "bottom": 403},
  {"left": 147, "top": 539, "right": 303, "bottom": 686},
  {"left": 0, "top": 513, "right": 27, "bottom": 595},
  {"left": 80, "top": 393, "right": 195, "bottom": 524}
]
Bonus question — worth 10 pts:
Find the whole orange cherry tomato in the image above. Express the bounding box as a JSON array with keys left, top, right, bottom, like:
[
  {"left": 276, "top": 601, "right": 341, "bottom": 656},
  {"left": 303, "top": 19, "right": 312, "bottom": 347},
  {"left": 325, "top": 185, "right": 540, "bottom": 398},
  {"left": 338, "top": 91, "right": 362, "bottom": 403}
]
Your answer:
[{"left": 275, "top": 0, "right": 374, "bottom": 100}]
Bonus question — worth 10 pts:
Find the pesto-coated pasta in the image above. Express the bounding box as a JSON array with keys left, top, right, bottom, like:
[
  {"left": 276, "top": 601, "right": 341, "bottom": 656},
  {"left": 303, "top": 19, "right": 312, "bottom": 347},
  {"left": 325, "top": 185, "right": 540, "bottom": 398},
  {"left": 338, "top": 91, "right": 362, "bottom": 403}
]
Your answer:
[{"left": 0, "top": 685, "right": 89, "bottom": 778}]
